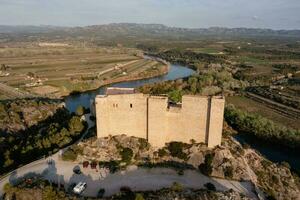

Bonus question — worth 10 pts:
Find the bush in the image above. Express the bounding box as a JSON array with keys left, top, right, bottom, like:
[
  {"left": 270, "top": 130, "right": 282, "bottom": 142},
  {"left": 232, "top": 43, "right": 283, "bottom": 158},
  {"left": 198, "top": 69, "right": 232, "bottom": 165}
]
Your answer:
[
  {"left": 168, "top": 89, "right": 182, "bottom": 102},
  {"left": 3, "top": 183, "right": 13, "bottom": 193},
  {"left": 97, "top": 188, "right": 105, "bottom": 198},
  {"left": 76, "top": 106, "right": 85, "bottom": 116},
  {"left": 99, "top": 160, "right": 120, "bottom": 173},
  {"left": 204, "top": 182, "right": 216, "bottom": 191},
  {"left": 61, "top": 146, "right": 82, "bottom": 161},
  {"left": 135, "top": 193, "right": 145, "bottom": 200},
  {"left": 177, "top": 169, "right": 184, "bottom": 176},
  {"left": 157, "top": 148, "right": 168, "bottom": 157},
  {"left": 171, "top": 182, "right": 183, "bottom": 192},
  {"left": 120, "top": 148, "right": 134, "bottom": 164},
  {"left": 138, "top": 138, "right": 149, "bottom": 150},
  {"left": 167, "top": 142, "right": 188, "bottom": 160},
  {"left": 62, "top": 149, "right": 77, "bottom": 161},
  {"left": 119, "top": 186, "right": 135, "bottom": 199},
  {"left": 281, "top": 161, "right": 291, "bottom": 169},
  {"left": 224, "top": 166, "right": 234, "bottom": 179},
  {"left": 198, "top": 153, "right": 214, "bottom": 176}
]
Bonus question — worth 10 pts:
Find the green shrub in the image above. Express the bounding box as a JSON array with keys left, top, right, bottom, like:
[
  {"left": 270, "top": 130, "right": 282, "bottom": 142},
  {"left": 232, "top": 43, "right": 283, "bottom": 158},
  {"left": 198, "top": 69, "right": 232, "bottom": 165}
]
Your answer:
[
  {"left": 167, "top": 142, "right": 188, "bottom": 160},
  {"left": 135, "top": 193, "right": 145, "bottom": 200},
  {"left": 62, "top": 149, "right": 77, "bottom": 161},
  {"left": 171, "top": 182, "right": 183, "bottom": 192},
  {"left": 97, "top": 188, "right": 105, "bottom": 198},
  {"left": 75, "top": 105, "right": 85, "bottom": 116},
  {"left": 168, "top": 89, "right": 182, "bottom": 102},
  {"left": 198, "top": 153, "right": 214, "bottom": 176},
  {"left": 120, "top": 148, "right": 134, "bottom": 164},
  {"left": 224, "top": 104, "right": 300, "bottom": 150},
  {"left": 99, "top": 160, "right": 120, "bottom": 173},
  {"left": 157, "top": 148, "right": 168, "bottom": 157},
  {"left": 204, "top": 182, "right": 216, "bottom": 191}
]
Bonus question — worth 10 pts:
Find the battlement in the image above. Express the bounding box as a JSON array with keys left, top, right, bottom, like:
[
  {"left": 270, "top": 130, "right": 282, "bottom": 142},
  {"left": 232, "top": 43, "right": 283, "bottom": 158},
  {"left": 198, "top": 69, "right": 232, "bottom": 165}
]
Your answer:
[{"left": 95, "top": 88, "right": 225, "bottom": 148}]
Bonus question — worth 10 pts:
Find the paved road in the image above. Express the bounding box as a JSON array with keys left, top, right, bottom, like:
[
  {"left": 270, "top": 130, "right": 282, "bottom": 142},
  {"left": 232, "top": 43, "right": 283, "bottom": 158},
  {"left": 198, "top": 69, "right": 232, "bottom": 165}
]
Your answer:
[{"left": 48, "top": 161, "right": 258, "bottom": 198}]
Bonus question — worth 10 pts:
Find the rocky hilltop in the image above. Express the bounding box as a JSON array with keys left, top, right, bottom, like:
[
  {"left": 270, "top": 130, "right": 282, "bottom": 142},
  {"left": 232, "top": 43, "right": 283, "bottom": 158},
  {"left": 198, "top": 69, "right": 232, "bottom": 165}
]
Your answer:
[{"left": 75, "top": 126, "right": 300, "bottom": 200}]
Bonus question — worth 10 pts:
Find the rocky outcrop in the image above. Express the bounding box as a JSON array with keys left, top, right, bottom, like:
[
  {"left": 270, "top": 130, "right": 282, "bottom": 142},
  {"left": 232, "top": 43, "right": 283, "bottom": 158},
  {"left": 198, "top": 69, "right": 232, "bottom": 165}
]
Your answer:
[{"left": 77, "top": 134, "right": 300, "bottom": 200}]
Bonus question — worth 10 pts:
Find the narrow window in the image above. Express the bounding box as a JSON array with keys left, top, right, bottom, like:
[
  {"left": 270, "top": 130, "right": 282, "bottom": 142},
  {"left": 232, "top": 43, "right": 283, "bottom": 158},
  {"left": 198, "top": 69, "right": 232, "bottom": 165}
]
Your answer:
[
  {"left": 113, "top": 103, "right": 115, "bottom": 107},
  {"left": 116, "top": 104, "right": 118, "bottom": 108},
  {"left": 130, "top": 103, "right": 133, "bottom": 108}
]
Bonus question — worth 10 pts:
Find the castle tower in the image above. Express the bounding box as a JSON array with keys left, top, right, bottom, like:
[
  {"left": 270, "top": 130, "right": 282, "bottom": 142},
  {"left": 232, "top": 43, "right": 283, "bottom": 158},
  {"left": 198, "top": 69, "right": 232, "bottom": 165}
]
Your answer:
[{"left": 95, "top": 88, "right": 225, "bottom": 148}]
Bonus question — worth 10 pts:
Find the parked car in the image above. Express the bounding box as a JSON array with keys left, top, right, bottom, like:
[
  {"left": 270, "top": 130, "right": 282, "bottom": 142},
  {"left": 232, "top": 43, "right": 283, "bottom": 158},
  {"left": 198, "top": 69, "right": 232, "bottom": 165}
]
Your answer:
[
  {"left": 91, "top": 161, "right": 97, "bottom": 169},
  {"left": 73, "top": 182, "right": 87, "bottom": 194},
  {"left": 73, "top": 167, "right": 81, "bottom": 175},
  {"left": 83, "top": 161, "right": 89, "bottom": 168}
]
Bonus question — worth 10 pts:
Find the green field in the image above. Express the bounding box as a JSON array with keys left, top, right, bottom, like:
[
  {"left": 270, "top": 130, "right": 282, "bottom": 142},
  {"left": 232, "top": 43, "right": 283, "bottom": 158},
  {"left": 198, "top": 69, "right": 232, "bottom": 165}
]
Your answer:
[{"left": 226, "top": 95, "right": 300, "bottom": 129}]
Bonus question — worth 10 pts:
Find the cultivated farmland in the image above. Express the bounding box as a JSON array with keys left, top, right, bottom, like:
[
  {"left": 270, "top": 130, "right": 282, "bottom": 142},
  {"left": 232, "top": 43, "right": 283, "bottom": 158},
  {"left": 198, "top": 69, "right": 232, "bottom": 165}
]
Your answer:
[{"left": 0, "top": 44, "right": 167, "bottom": 98}]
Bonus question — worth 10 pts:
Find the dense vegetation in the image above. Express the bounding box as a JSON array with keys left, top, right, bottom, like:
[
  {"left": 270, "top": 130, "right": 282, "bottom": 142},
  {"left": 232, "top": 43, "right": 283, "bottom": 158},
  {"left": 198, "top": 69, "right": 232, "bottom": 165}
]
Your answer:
[
  {"left": 0, "top": 99, "right": 61, "bottom": 133},
  {"left": 150, "top": 49, "right": 226, "bottom": 68},
  {"left": 139, "top": 67, "right": 247, "bottom": 102},
  {"left": 225, "top": 104, "right": 300, "bottom": 150},
  {"left": 0, "top": 100, "right": 86, "bottom": 175}
]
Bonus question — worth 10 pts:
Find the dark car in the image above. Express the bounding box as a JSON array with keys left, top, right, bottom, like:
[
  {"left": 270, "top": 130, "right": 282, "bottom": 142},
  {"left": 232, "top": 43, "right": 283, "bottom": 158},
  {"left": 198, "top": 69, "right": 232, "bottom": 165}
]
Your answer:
[{"left": 73, "top": 166, "right": 81, "bottom": 174}]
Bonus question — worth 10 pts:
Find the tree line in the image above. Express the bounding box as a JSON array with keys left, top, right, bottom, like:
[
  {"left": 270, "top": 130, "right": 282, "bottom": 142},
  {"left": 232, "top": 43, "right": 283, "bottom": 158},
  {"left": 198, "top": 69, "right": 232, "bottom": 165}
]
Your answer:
[
  {"left": 224, "top": 104, "right": 300, "bottom": 150},
  {"left": 0, "top": 101, "right": 87, "bottom": 175}
]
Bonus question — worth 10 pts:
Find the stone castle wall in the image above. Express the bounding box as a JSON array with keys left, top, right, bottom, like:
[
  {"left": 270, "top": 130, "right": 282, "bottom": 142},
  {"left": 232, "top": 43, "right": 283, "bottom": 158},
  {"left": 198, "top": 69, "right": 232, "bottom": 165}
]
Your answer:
[{"left": 95, "top": 93, "right": 225, "bottom": 148}]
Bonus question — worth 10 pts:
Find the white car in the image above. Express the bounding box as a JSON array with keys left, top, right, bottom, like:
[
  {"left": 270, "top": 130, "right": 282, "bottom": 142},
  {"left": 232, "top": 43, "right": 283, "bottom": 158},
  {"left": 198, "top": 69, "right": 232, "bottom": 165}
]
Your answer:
[{"left": 73, "top": 182, "right": 87, "bottom": 194}]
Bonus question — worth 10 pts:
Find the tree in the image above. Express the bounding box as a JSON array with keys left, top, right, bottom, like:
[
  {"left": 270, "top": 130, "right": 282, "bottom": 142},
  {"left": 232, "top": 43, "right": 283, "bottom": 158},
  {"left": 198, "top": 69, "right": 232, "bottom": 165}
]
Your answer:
[
  {"left": 76, "top": 105, "right": 85, "bottom": 116},
  {"left": 42, "top": 186, "right": 57, "bottom": 200},
  {"left": 135, "top": 193, "right": 145, "bottom": 200},
  {"left": 4, "top": 150, "right": 14, "bottom": 167},
  {"left": 168, "top": 89, "right": 182, "bottom": 102},
  {"left": 68, "top": 116, "right": 84, "bottom": 133}
]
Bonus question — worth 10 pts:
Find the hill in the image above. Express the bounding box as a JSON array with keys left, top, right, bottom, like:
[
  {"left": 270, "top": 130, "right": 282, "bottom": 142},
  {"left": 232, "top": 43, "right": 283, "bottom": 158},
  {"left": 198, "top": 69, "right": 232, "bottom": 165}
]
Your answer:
[{"left": 1, "top": 23, "right": 300, "bottom": 42}]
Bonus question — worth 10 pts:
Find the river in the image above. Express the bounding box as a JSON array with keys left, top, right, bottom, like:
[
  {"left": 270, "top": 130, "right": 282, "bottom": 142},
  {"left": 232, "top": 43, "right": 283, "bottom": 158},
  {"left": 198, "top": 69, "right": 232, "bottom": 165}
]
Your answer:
[{"left": 64, "top": 59, "right": 195, "bottom": 112}]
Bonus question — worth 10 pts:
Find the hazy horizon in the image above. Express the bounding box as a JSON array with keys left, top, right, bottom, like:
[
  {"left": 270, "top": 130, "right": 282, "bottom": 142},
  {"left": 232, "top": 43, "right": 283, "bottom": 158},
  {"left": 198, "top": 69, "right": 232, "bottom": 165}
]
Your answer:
[{"left": 0, "top": 0, "right": 299, "bottom": 30}]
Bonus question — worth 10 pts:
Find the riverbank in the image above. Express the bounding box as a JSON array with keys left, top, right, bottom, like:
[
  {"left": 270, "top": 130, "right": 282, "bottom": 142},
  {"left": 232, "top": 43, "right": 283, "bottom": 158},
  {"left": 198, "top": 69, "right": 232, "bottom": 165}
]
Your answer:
[
  {"left": 62, "top": 63, "right": 169, "bottom": 98},
  {"left": 36, "top": 60, "right": 170, "bottom": 99}
]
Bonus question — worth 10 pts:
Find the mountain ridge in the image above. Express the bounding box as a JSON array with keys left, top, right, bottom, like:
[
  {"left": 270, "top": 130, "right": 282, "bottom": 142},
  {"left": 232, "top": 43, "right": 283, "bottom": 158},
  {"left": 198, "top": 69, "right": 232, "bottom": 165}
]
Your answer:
[{"left": 1, "top": 23, "right": 300, "bottom": 39}]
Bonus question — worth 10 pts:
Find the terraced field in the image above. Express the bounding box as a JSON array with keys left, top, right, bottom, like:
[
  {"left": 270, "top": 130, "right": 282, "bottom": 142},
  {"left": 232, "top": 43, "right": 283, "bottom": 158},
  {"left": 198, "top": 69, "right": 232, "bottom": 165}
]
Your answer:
[{"left": 0, "top": 46, "right": 167, "bottom": 98}]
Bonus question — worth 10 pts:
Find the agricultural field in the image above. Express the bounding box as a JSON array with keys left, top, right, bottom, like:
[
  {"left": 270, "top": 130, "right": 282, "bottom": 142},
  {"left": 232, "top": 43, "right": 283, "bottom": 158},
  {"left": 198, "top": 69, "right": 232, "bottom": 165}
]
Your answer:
[
  {"left": 226, "top": 95, "right": 300, "bottom": 130},
  {"left": 0, "top": 44, "right": 167, "bottom": 98}
]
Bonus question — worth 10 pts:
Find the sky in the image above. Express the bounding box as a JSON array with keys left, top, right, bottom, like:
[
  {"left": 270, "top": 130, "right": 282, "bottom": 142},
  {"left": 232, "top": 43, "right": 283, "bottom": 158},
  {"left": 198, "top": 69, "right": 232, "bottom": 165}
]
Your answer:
[{"left": 0, "top": 0, "right": 299, "bottom": 30}]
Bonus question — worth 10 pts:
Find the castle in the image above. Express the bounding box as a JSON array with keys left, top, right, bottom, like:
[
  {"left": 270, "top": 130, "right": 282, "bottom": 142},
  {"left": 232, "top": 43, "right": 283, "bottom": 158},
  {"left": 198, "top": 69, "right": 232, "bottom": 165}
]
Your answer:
[{"left": 95, "top": 87, "right": 225, "bottom": 148}]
